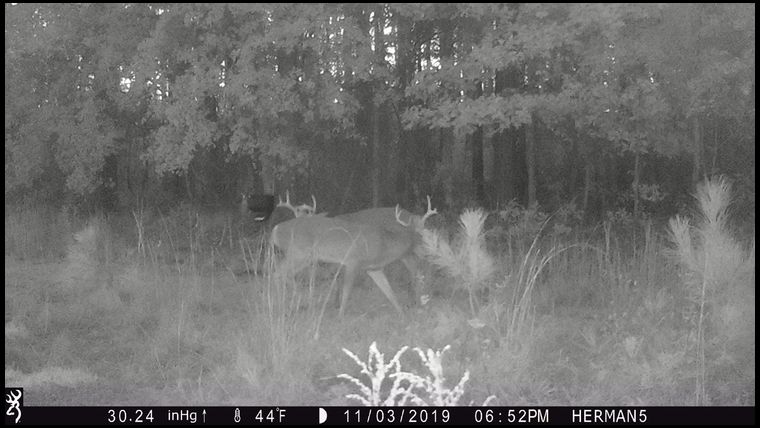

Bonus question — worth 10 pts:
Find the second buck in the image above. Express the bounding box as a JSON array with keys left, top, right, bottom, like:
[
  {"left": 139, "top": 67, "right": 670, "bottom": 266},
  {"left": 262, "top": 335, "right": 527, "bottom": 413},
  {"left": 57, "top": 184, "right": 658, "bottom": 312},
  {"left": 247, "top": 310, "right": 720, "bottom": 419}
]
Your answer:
[{"left": 271, "top": 195, "right": 437, "bottom": 316}]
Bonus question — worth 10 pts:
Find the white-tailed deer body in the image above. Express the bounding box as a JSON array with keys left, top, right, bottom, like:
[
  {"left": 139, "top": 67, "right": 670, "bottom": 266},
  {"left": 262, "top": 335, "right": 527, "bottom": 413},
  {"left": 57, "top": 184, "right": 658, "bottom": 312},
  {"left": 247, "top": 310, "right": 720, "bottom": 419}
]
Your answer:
[
  {"left": 336, "top": 207, "right": 421, "bottom": 301},
  {"left": 338, "top": 207, "right": 414, "bottom": 235},
  {"left": 271, "top": 195, "right": 437, "bottom": 316},
  {"left": 272, "top": 216, "right": 411, "bottom": 315}
]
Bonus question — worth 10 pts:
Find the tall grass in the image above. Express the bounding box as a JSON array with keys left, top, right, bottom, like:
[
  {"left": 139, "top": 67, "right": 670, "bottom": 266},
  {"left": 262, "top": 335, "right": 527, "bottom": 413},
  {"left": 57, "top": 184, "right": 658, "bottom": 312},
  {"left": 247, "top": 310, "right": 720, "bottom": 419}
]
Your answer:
[
  {"left": 5, "top": 203, "right": 72, "bottom": 260},
  {"left": 7, "top": 192, "right": 753, "bottom": 405}
]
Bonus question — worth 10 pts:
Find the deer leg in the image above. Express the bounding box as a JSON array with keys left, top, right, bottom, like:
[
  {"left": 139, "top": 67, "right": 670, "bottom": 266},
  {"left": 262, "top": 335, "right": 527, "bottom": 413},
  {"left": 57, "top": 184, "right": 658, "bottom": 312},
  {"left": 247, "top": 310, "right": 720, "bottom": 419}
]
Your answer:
[
  {"left": 339, "top": 263, "right": 358, "bottom": 317},
  {"left": 400, "top": 255, "right": 419, "bottom": 304},
  {"left": 366, "top": 270, "right": 403, "bottom": 315},
  {"left": 277, "top": 252, "right": 306, "bottom": 279}
]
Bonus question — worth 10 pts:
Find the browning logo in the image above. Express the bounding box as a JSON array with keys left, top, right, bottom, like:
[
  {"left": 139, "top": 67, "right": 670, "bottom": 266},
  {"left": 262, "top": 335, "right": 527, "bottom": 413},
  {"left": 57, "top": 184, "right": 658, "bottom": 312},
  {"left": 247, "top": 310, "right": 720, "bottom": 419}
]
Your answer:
[{"left": 5, "top": 388, "right": 23, "bottom": 424}]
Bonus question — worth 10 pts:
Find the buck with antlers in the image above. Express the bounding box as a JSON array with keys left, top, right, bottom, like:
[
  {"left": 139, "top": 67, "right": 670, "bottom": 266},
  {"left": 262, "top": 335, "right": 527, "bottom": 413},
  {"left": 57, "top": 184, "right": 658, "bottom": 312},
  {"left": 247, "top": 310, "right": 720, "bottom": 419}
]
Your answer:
[
  {"left": 335, "top": 200, "right": 437, "bottom": 304},
  {"left": 270, "top": 194, "right": 437, "bottom": 316}
]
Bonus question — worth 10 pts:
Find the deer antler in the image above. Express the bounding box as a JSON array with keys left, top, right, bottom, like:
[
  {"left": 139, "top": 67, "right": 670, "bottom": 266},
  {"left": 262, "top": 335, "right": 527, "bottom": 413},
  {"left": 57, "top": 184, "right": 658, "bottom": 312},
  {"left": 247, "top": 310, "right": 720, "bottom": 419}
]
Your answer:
[
  {"left": 278, "top": 191, "right": 317, "bottom": 217},
  {"left": 396, "top": 195, "right": 438, "bottom": 228},
  {"left": 419, "top": 195, "right": 438, "bottom": 226},
  {"left": 296, "top": 195, "right": 317, "bottom": 217},
  {"left": 277, "top": 190, "right": 298, "bottom": 216}
]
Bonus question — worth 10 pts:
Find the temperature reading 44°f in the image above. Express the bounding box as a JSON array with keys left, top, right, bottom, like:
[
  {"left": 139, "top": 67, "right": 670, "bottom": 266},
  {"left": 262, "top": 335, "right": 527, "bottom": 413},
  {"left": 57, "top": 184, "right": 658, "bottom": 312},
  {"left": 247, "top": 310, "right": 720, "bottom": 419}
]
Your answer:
[{"left": 254, "top": 408, "right": 287, "bottom": 423}]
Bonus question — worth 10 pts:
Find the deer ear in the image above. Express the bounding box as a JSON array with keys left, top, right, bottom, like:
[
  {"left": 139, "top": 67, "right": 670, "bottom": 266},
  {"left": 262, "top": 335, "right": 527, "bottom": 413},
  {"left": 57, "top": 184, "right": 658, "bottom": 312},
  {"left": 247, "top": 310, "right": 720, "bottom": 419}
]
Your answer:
[{"left": 395, "top": 204, "right": 411, "bottom": 227}]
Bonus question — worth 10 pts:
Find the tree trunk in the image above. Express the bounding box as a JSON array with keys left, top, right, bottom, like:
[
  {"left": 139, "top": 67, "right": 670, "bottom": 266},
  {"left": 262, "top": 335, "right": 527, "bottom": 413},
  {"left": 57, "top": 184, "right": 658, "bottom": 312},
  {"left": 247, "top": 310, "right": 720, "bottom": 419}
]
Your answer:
[
  {"left": 493, "top": 66, "right": 524, "bottom": 208},
  {"left": 471, "top": 78, "right": 485, "bottom": 205},
  {"left": 437, "top": 16, "right": 455, "bottom": 208},
  {"left": 260, "top": 156, "right": 274, "bottom": 194},
  {"left": 632, "top": 152, "right": 641, "bottom": 219},
  {"left": 491, "top": 130, "right": 511, "bottom": 207},
  {"left": 472, "top": 124, "right": 485, "bottom": 205},
  {"left": 525, "top": 117, "right": 537, "bottom": 208},
  {"left": 370, "top": 7, "right": 384, "bottom": 207},
  {"left": 583, "top": 161, "right": 593, "bottom": 216},
  {"left": 692, "top": 116, "right": 702, "bottom": 186},
  {"left": 710, "top": 120, "right": 719, "bottom": 175},
  {"left": 569, "top": 137, "right": 580, "bottom": 199},
  {"left": 440, "top": 128, "right": 455, "bottom": 208},
  {"left": 371, "top": 100, "right": 381, "bottom": 207}
]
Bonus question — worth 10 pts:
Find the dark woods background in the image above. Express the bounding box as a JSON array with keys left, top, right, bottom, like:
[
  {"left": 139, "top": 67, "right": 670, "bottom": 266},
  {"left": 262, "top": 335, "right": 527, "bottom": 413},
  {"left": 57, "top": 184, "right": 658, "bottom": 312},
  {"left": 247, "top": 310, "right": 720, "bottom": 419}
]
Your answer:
[{"left": 5, "top": 4, "right": 755, "bottom": 224}]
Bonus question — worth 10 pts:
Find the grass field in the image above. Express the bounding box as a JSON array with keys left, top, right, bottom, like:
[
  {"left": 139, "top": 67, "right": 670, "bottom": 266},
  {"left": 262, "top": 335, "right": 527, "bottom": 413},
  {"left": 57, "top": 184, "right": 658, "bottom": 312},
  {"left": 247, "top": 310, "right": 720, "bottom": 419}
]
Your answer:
[{"left": 4, "top": 184, "right": 754, "bottom": 406}]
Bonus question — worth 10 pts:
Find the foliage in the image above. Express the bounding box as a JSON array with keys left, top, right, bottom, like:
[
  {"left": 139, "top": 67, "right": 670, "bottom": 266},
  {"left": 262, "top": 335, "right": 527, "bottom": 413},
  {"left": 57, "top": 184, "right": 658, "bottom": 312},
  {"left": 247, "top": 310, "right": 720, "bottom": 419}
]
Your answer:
[
  {"left": 667, "top": 176, "right": 754, "bottom": 404},
  {"left": 338, "top": 341, "right": 490, "bottom": 406},
  {"left": 4, "top": 3, "right": 754, "bottom": 218},
  {"left": 420, "top": 209, "right": 495, "bottom": 315},
  {"left": 491, "top": 200, "right": 548, "bottom": 242}
]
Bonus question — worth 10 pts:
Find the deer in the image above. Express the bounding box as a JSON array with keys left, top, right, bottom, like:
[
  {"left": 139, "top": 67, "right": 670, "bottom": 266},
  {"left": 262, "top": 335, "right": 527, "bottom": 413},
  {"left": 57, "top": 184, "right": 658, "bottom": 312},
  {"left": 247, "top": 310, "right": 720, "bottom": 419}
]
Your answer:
[
  {"left": 270, "top": 194, "right": 437, "bottom": 316},
  {"left": 240, "top": 191, "right": 318, "bottom": 221},
  {"left": 335, "top": 199, "right": 438, "bottom": 305},
  {"left": 240, "top": 193, "right": 276, "bottom": 221}
]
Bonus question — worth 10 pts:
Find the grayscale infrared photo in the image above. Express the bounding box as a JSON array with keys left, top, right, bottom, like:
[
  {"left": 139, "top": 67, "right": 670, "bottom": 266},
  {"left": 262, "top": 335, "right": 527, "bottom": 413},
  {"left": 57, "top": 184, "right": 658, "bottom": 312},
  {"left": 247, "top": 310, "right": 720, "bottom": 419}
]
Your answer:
[{"left": 4, "top": 3, "right": 755, "bottom": 426}]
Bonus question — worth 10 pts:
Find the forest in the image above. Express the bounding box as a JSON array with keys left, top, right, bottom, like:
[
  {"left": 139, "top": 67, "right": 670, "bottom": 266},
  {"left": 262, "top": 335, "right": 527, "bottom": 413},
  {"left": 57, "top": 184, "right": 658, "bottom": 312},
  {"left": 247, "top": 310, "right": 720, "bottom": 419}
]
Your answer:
[{"left": 4, "top": 3, "right": 755, "bottom": 411}]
